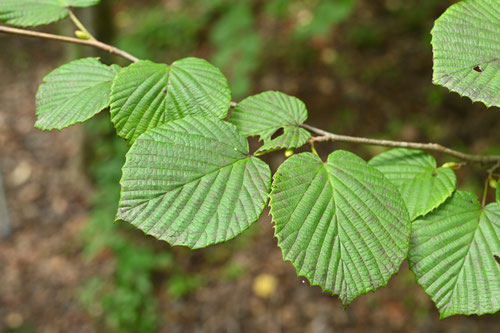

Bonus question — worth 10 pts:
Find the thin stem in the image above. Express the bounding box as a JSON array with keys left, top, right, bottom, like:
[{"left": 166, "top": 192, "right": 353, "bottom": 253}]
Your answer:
[
  {"left": 67, "top": 8, "right": 96, "bottom": 41},
  {"left": 482, "top": 177, "right": 490, "bottom": 208},
  {"left": 310, "top": 142, "right": 319, "bottom": 156},
  {"left": 2, "top": 24, "right": 500, "bottom": 166},
  {"left": 0, "top": 25, "right": 139, "bottom": 62},
  {"left": 487, "top": 162, "right": 500, "bottom": 175},
  {"left": 481, "top": 162, "right": 500, "bottom": 207},
  {"left": 302, "top": 123, "right": 500, "bottom": 164}
]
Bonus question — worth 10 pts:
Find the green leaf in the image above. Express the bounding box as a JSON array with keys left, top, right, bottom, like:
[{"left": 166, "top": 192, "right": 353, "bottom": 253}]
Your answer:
[
  {"left": 409, "top": 191, "right": 500, "bottom": 318},
  {"left": 110, "top": 58, "right": 231, "bottom": 144},
  {"left": 270, "top": 151, "right": 410, "bottom": 305},
  {"left": 369, "top": 148, "right": 456, "bottom": 220},
  {"left": 0, "top": 0, "right": 100, "bottom": 27},
  {"left": 35, "top": 58, "right": 119, "bottom": 130},
  {"left": 117, "top": 116, "right": 271, "bottom": 249},
  {"left": 431, "top": 0, "right": 500, "bottom": 108},
  {"left": 228, "top": 91, "right": 312, "bottom": 154},
  {"left": 257, "top": 125, "right": 312, "bottom": 153}
]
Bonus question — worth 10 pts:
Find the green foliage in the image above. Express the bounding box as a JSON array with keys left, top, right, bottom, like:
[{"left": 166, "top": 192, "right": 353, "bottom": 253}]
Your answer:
[
  {"left": 220, "top": 261, "right": 246, "bottom": 281},
  {"left": 264, "top": 0, "right": 291, "bottom": 17},
  {"left": 369, "top": 148, "right": 456, "bottom": 220},
  {"left": 3, "top": 0, "right": 500, "bottom": 319},
  {"left": 294, "top": 0, "right": 356, "bottom": 39},
  {"left": 109, "top": 58, "right": 231, "bottom": 144},
  {"left": 80, "top": 115, "right": 165, "bottom": 333},
  {"left": 228, "top": 91, "right": 311, "bottom": 154},
  {"left": 35, "top": 58, "right": 119, "bottom": 130},
  {"left": 431, "top": 0, "right": 500, "bottom": 108},
  {"left": 115, "top": 6, "right": 206, "bottom": 61},
  {"left": 167, "top": 273, "right": 204, "bottom": 300},
  {"left": 0, "top": 0, "right": 100, "bottom": 27},
  {"left": 100, "top": 246, "right": 167, "bottom": 332},
  {"left": 270, "top": 151, "right": 411, "bottom": 304},
  {"left": 409, "top": 191, "right": 500, "bottom": 318},
  {"left": 210, "top": 2, "right": 261, "bottom": 98},
  {"left": 117, "top": 116, "right": 271, "bottom": 248}
]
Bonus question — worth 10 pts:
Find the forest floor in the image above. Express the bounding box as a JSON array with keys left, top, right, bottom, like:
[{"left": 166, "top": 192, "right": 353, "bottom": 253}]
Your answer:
[{"left": 1, "top": 6, "right": 500, "bottom": 332}]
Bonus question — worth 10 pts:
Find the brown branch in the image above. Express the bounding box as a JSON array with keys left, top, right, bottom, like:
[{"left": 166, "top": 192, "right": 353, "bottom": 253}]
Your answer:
[
  {"left": 0, "top": 25, "right": 139, "bottom": 62},
  {"left": 3, "top": 24, "right": 500, "bottom": 165},
  {"left": 302, "top": 123, "right": 500, "bottom": 164}
]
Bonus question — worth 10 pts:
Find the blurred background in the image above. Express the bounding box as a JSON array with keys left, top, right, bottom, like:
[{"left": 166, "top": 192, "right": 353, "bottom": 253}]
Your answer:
[{"left": 0, "top": 0, "right": 499, "bottom": 332}]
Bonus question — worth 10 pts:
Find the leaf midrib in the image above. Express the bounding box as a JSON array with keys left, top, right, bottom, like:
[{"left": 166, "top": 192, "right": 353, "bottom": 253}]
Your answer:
[
  {"left": 322, "top": 162, "right": 387, "bottom": 302},
  {"left": 440, "top": 206, "right": 482, "bottom": 314},
  {"left": 122, "top": 156, "right": 252, "bottom": 204}
]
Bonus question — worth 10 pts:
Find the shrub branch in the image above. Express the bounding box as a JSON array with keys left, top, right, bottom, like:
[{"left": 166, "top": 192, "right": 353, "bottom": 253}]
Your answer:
[
  {"left": 303, "top": 124, "right": 500, "bottom": 164},
  {"left": 0, "top": 25, "right": 139, "bottom": 62},
  {"left": 2, "top": 25, "right": 500, "bottom": 165}
]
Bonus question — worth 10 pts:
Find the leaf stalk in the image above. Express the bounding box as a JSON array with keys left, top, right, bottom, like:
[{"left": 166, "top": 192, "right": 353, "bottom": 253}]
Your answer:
[
  {"left": 302, "top": 124, "right": 500, "bottom": 164},
  {"left": 67, "top": 8, "right": 96, "bottom": 41}
]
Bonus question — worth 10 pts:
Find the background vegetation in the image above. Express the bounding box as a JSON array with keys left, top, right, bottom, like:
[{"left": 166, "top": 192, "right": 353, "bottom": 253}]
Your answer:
[{"left": 0, "top": 0, "right": 499, "bottom": 332}]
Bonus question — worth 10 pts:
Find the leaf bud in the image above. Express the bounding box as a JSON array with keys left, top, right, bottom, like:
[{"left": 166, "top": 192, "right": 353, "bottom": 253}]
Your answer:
[
  {"left": 442, "top": 162, "right": 459, "bottom": 169},
  {"left": 74, "top": 30, "right": 91, "bottom": 40},
  {"left": 284, "top": 149, "right": 294, "bottom": 158}
]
